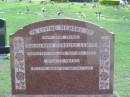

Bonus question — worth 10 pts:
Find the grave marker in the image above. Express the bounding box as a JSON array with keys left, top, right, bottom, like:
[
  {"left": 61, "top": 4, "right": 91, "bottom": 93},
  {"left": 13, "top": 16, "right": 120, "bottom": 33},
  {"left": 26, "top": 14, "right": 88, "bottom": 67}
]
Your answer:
[
  {"left": 41, "top": 7, "right": 47, "bottom": 14},
  {"left": 0, "top": 18, "right": 9, "bottom": 54},
  {"left": 10, "top": 19, "right": 119, "bottom": 97},
  {"left": 57, "top": 9, "right": 64, "bottom": 16},
  {"left": 95, "top": 11, "right": 102, "bottom": 20},
  {"left": 0, "top": 18, "right": 6, "bottom": 46}
]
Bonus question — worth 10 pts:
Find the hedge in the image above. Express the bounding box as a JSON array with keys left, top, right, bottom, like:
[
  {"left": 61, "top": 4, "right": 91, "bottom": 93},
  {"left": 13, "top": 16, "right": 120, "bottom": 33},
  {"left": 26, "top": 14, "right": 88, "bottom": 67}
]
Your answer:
[{"left": 99, "top": 0, "right": 120, "bottom": 5}]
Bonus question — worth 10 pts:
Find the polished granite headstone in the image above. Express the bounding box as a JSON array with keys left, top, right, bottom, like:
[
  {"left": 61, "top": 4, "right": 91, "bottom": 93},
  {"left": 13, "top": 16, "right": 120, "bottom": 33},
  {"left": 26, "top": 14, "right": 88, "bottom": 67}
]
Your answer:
[
  {"left": 0, "top": 18, "right": 6, "bottom": 46},
  {"left": 10, "top": 19, "right": 118, "bottom": 97},
  {"left": 0, "top": 18, "right": 9, "bottom": 54}
]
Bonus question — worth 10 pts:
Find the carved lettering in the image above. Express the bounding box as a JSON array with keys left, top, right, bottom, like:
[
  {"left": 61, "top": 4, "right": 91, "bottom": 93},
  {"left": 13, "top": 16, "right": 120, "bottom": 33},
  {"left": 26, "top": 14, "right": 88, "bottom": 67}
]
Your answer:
[
  {"left": 27, "top": 51, "right": 96, "bottom": 56},
  {"left": 29, "top": 25, "right": 94, "bottom": 36},
  {"left": 42, "top": 35, "right": 80, "bottom": 40},
  {"left": 31, "top": 66, "right": 93, "bottom": 71},
  {"left": 25, "top": 43, "right": 97, "bottom": 48}
]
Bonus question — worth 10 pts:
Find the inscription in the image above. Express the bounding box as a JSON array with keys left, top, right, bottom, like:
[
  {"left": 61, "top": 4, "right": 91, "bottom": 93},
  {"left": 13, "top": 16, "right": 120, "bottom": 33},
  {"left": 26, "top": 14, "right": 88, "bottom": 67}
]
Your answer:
[
  {"left": 44, "top": 59, "right": 80, "bottom": 63},
  {"left": 27, "top": 51, "right": 96, "bottom": 56},
  {"left": 25, "top": 43, "right": 97, "bottom": 48},
  {"left": 31, "top": 66, "right": 94, "bottom": 71},
  {"left": 29, "top": 25, "right": 94, "bottom": 36},
  {"left": 42, "top": 35, "right": 80, "bottom": 39}
]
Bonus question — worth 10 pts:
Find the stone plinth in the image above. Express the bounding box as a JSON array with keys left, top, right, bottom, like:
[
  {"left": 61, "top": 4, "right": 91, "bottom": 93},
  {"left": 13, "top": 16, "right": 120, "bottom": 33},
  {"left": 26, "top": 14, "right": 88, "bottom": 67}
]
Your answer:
[{"left": 8, "top": 92, "right": 120, "bottom": 97}]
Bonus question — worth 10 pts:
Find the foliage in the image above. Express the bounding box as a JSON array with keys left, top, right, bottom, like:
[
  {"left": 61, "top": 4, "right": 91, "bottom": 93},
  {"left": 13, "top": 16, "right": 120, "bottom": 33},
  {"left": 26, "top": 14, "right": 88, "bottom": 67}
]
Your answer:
[
  {"left": 51, "top": 0, "right": 69, "bottom": 2},
  {"left": 99, "top": 0, "right": 120, "bottom": 5}
]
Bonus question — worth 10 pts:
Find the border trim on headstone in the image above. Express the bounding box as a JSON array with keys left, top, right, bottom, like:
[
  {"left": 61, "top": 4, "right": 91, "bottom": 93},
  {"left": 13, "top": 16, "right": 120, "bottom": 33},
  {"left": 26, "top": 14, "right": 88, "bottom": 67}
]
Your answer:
[
  {"left": 99, "top": 36, "right": 111, "bottom": 90},
  {"left": 13, "top": 37, "right": 26, "bottom": 90}
]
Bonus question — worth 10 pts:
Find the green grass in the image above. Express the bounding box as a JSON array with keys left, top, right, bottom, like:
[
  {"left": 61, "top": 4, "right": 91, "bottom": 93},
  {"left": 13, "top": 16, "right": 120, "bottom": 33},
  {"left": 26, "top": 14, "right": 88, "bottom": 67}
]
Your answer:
[
  {"left": 0, "top": 59, "right": 11, "bottom": 97},
  {"left": 0, "top": 2, "right": 130, "bottom": 97}
]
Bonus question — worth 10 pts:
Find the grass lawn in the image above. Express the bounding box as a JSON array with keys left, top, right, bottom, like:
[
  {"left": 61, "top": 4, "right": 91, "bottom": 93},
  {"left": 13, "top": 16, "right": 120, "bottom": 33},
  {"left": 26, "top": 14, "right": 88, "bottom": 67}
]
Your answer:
[{"left": 0, "top": 2, "right": 130, "bottom": 97}]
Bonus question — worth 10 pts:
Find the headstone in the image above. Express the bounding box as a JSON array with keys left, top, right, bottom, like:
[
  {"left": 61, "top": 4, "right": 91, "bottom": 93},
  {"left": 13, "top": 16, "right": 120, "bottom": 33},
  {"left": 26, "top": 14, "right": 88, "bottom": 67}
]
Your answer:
[
  {"left": 10, "top": 19, "right": 119, "bottom": 97},
  {"left": 92, "top": 3, "right": 97, "bottom": 8},
  {"left": 0, "top": 18, "right": 6, "bottom": 46},
  {"left": 57, "top": 9, "right": 64, "bottom": 16},
  {"left": 0, "top": 18, "right": 9, "bottom": 54},
  {"left": 41, "top": 7, "right": 47, "bottom": 14},
  {"left": 95, "top": 11, "right": 102, "bottom": 20},
  {"left": 78, "top": 11, "right": 86, "bottom": 19},
  {"left": 26, "top": 6, "right": 30, "bottom": 13}
]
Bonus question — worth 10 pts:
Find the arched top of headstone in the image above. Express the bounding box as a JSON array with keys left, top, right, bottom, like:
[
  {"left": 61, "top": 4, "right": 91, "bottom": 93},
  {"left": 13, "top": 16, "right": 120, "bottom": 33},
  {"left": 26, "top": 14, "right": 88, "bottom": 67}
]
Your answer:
[{"left": 11, "top": 19, "right": 114, "bottom": 37}]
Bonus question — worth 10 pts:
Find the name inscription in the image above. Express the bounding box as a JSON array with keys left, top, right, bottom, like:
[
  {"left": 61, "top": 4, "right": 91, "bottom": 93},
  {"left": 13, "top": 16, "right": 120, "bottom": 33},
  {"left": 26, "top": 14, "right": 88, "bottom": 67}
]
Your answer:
[
  {"left": 29, "top": 25, "right": 94, "bottom": 35},
  {"left": 25, "top": 43, "right": 97, "bottom": 48},
  {"left": 42, "top": 35, "right": 80, "bottom": 40},
  {"left": 27, "top": 51, "right": 96, "bottom": 56},
  {"left": 31, "top": 66, "right": 94, "bottom": 71}
]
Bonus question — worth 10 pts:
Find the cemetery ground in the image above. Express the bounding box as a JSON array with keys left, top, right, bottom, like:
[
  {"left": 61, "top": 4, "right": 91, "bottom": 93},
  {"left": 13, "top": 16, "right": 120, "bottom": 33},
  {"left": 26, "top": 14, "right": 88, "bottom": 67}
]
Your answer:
[{"left": 0, "top": 2, "right": 130, "bottom": 97}]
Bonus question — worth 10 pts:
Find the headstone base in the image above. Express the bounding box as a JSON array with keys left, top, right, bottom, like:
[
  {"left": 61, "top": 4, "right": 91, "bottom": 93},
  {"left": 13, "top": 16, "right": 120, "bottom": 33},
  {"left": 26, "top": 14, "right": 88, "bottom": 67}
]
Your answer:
[
  {"left": 0, "top": 46, "right": 10, "bottom": 54},
  {"left": 8, "top": 92, "right": 120, "bottom": 97}
]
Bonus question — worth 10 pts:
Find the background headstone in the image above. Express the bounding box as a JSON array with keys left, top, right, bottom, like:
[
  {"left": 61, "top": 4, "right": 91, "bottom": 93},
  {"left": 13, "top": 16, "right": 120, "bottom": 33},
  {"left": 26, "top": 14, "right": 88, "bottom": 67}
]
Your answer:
[
  {"left": 0, "top": 18, "right": 10, "bottom": 54},
  {"left": 0, "top": 18, "right": 6, "bottom": 46},
  {"left": 10, "top": 19, "right": 117, "bottom": 96}
]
